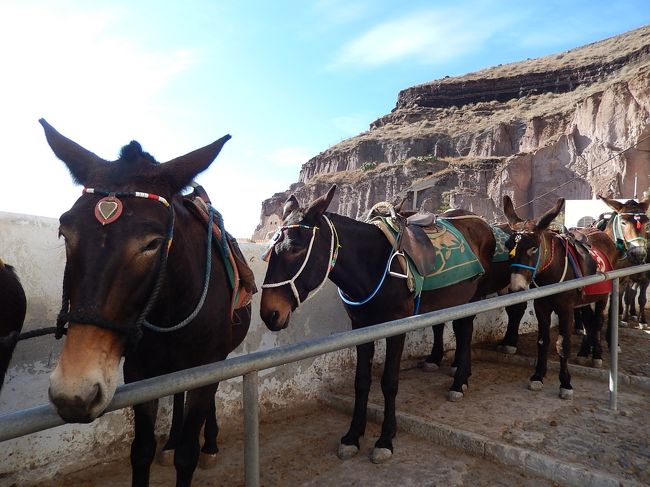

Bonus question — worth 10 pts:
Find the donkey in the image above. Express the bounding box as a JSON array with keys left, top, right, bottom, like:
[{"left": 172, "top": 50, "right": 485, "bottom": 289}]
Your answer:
[
  {"left": 40, "top": 119, "right": 253, "bottom": 487},
  {"left": 0, "top": 261, "right": 27, "bottom": 393},
  {"left": 260, "top": 185, "right": 496, "bottom": 463},
  {"left": 504, "top": 196, "right": 619, "bottom": 397}
]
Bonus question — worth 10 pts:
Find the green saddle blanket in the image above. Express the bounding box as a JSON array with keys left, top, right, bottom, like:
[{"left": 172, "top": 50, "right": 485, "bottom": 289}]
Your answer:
[
  {"left": 409, "top": 218, "right": 485, "bottom": 294},
  {"left": 491, "top": 225, "right": 511, "bottom": 263}
]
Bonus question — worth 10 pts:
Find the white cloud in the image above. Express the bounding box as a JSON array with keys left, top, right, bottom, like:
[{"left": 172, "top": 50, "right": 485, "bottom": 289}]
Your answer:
[
  {"left": 268, "top": 146, "right": 314, "bottom": 167},
  {"left": 329, "top": 5, "right": 518, "bottom": 69}
]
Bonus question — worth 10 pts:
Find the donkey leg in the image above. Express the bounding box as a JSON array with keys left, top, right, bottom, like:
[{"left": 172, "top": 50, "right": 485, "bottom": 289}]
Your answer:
[
  {"left": 449, "top": 317, "right": 473, "bottom": 401},
  {"left": 556, "top": 308, "right": 573, "bottom": 399},
  {"left": 590, "top": 301, "right": 606, "bottom": 368},
  {"left": 421, "top": 323, "right": 444, "bottom": 371},
  {"left": 158, "top": 392, "right": 185, "bottom": 466},
  {"left": 198, "top": 391, "right": 219, "bottom": 469},
  {"left": 131, "top": 399, "right": 159, "bottom": 487},
  {"left": 639, "top": 280, "right": 648, "bottom": 325},
  {"left": 339, "top": 341, "right": 375, "bottom": 460},
  {"left": 371, "top": 334, "right": 406, "bottom": 464},
  {"left": 174, "top": 385, "right": 218, "bottom": 487},
  {"left": 576, "top": 307, "right": 593, "bottom": 365},
  {"left": 497, "top": 302, "right": 526, "bottom": 354},
  {"left": 530, "top": 301, "right": 551, "bottom": 391}
]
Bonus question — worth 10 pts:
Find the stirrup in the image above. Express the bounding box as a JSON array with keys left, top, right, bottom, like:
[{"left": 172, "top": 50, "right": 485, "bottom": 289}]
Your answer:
[{"left": 388, "top": 251, "right": 409, "bottom": 279}]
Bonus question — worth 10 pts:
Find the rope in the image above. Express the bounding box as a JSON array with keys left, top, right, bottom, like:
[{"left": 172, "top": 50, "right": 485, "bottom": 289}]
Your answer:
[
  {"left": 143, "top": 205, "right": 213, "bottom": 333},
  {"left": 17, "top": 327, "right": 57, "bottom": 341}
]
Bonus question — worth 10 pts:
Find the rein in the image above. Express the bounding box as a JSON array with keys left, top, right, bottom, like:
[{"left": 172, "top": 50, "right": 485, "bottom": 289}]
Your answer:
[
  {"left": 262, "top": 215, "right": 339, "bottom": 306},
  {"left": 56, "top": 188, "right": 216, "bottom": 350}
]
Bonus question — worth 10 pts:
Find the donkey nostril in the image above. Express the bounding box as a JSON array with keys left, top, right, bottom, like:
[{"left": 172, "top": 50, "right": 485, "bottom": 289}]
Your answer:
[
  {"left": 271, "top": 310, "right": 279, "bottom": 324},
  {"left": 88, "top": 383, "right": 103, "bottom": 410}
]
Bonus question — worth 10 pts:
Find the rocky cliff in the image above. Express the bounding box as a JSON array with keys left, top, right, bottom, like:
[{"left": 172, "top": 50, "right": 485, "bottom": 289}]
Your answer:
[{"left": 253, "top": 26, "right": 650, "bottom": 240}]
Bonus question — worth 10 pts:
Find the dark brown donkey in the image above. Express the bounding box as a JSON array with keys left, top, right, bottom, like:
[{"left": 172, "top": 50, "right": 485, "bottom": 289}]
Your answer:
[
  {"left": 260, "top": 186, "right": 496, "bottom": 463},
  {"left": 504, "top": 196, "right": 619, "bottom": 398},
  {"left": 40, "top": 119, "right": 253, "bottom": 487},
  {"left": 0, "top": 261, "right": 26, "bottom": 392}
]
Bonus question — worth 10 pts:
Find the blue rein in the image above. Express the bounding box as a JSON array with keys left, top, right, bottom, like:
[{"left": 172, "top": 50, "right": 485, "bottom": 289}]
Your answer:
[{"left": 338, "top": 249, "right": 394, "bottom": 306}]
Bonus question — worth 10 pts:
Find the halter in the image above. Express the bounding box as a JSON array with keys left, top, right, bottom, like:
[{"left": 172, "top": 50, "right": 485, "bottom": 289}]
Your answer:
[
  {"left": 261, "top": 215, "right": 340, "bottom": 306},
  {"left": 56, "top": 187, "right": 213, "bottom": 351},
  {"left": 509, "top": 232, "right": 542, "bottom": 279},
  {"left": 612, "top": 212, "right": 648, "bottom": 251},
  {"left": 510, "top": 231, "right": 569, "bottom": 286}
]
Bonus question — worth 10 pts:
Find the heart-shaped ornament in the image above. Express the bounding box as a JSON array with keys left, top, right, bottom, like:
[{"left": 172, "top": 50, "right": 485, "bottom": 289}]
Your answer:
[{"left": 95, "top": 196, "right": 123, "bottom": 225}]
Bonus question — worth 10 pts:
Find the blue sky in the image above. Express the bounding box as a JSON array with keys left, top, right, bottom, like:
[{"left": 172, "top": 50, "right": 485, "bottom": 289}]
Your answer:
[{"left": 1, "top": 0, "right": 649, "bottom": 237}]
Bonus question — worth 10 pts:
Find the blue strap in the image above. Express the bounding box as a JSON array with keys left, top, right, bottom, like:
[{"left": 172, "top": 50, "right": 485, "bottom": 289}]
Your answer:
[{"left": 338, "top": 249, "right": 393, "bottom": 306}]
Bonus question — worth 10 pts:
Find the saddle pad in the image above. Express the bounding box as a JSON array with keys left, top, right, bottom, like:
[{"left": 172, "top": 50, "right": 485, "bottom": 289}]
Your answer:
[
  {"left": 416, "top": 218, "right": 485, "bottom": 292},
  {"left": 491, "top": 225, "right": 511, "bottom": 263},
  {"left": 583, "top": 247, "right": 613, "bottom": 296}
]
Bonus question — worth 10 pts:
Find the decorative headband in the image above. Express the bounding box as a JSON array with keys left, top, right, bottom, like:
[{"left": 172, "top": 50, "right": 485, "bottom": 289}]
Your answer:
[{"left": 83, "top": 187, "right": 170, "bottom": 225}]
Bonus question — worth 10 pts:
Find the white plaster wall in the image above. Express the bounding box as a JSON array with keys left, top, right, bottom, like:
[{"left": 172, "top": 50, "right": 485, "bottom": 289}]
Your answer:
[{"left": 0, "top": 212, "right": 536, "bottom": 485}]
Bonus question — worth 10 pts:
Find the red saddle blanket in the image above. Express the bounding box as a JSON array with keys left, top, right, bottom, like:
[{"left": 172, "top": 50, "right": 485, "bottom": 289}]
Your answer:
[{"left": 583, "top": 247, "right": 613, "bottom": 295}]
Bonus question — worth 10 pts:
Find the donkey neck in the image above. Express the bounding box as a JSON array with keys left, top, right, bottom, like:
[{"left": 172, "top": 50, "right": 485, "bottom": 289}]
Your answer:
[{"left": 326, "top": 213, "right": 393, "bottom": 301}]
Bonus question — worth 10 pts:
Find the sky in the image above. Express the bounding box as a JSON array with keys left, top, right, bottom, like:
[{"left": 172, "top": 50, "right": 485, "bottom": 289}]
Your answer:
[{"left": 1, "top": 1, "right": 649, "bottom": 238}]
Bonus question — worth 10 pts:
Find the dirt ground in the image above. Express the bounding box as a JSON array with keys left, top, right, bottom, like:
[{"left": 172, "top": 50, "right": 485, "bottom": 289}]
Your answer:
[
  {"left": 38, "top": 402, "right": 554, "bottom": 487},
  {"left": 18, "top": 321, "right": 650, "bottom": 487}
]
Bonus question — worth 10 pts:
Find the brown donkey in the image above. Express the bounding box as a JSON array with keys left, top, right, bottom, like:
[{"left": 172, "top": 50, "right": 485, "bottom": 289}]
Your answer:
[
  {"left": 260, "top": 185, "right": 496, "bottom": 463},
  {"left": 503, "top": 196, "right": 618, "bottom": 398},
  {"left": 40, "top": 119, "right": 253, "bottom": 487}
]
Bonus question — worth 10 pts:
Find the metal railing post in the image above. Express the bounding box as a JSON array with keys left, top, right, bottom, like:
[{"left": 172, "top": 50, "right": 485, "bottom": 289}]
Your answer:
[
  {"left": 243, "top": 371, "right": 260, "bottom": 487},
  {"left": 608, "top": 277, "right": 619, "bottom": 410}
]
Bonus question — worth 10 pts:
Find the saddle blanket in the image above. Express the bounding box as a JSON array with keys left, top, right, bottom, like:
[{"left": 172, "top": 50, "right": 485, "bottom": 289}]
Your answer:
[
  {"left": 584, "top": 247, "right": 613, "bottom": 295},
  {"left": 491, "top": 225, "right": 511, "bottom": 263},
  {"left": 371, "top": 216, "right": 484, "bottom": 294}
]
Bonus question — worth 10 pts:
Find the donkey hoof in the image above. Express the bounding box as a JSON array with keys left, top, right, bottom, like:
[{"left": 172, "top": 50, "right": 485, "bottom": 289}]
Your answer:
[
  {"left": 501, "top": 345, "right": 517, "bottom": 355},
  {"left": 529, "top": 381, "right": 543, "bottom": 391},
  {"left": 337, "top": 443, "right": 359, "bottom": 460},
  {"left": 559, "top": 388, "right": 574, "bottom": 400},
  {"left": 198, "top": 452, "right": 218, "bottom": 470},
  {"left": 592, "top": 359, "right": 603, "bottom": 369},
  {"left": 448, "top": 390, "right": 464, "bottom": 402},
  {"left": 449, "top": 366, "right": 457, "bottom": 377},
  {"left": 575, "top": 356, "right": 589, "bottom": 366},
  {"left": 620, "top": 320, "right": 628, "bottom": 328},
  {"left": 419, "top": 360, "right": 439, "bottom": 372},
  {"left": 370, "top": 447, "right": 392, "bottom": 464},
  {"left": 156, "top": 449, "right": 174, "bottom": 466}
]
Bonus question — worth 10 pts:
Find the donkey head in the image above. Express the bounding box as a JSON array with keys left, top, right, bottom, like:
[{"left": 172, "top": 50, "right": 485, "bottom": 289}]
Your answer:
[
  {"left": 260, "top": 185, "right": 337, "bottom": 331},
  {"left": 598, "top": 195, "right": 649, "bottom": 264},
  {"left": 503, "top": 195, "right": 565, "bottom": 292},
  {"left": 41, "top": 119, "right": 230, "bottom": 422}
]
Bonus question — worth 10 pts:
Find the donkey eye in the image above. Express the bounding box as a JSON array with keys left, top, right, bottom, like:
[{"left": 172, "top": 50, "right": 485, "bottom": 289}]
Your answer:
[
  {"left": 141, "top": 238, "right": 164, "bottom": 255},
  {"left": 526, "top": 247, "right": 538, "bottom": 256}
]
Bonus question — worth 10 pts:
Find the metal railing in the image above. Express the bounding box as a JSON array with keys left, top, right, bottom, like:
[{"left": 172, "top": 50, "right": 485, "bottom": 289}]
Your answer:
[{"left": 2, "top": 263, "right": 650, "bottom": 486}]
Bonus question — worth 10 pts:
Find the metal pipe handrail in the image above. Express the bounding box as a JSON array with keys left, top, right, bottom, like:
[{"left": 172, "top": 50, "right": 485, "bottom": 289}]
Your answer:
[{"left": 1, "top": 263, "right": 649, "bottom": 444}]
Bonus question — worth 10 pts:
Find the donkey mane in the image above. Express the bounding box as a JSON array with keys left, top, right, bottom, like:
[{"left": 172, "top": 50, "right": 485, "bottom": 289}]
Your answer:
[{"left": 119, "top": 141, "right": 158, "bottom": 166}]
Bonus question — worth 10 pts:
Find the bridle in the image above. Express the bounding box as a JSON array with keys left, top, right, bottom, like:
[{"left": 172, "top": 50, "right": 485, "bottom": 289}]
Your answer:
[
  {"left": 509, "top": 230, "right": 568, "bottom": 286},
  {"left": 262, "top": 215, "right": 339, "bottom": 306},
  {"left": 56, "top": 187, "right": 214, "bottom": 351},
  {"left": 611, "top": 212, "right": 648, "bottom": 252}
]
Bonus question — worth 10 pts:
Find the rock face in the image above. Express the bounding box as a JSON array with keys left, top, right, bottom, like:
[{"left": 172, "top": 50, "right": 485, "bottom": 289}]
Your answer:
[{"left": 253, "top": 26, "right": 650, "bottom": 240}]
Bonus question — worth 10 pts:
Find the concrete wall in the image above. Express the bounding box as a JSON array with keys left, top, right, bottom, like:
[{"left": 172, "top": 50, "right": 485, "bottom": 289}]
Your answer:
[{"left": 0, "top": 212, "right": 537, "bottom": 485}]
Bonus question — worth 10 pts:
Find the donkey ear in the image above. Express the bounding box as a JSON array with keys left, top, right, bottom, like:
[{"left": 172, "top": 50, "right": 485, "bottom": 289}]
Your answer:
[
  {"left": 282, "top": 195, "right": 300, "bottom": 220},
  {"left": 536, "top": 198, "right": 565, "bottom": 231},
  {"left": 304, "top": 185, "right": 337, "bottom": 222},
  {"left": 39, "top": 118, "right": 108, "bottom": 185},
  {"left": 502, "top": 195, "right": 522, "bottom": 225},
  {"left": 159, "top": 134, "right": 231, "bottom": 194},
  {"left": 638, "top": 197, "right": 650, "bottom": 214},
  {"left": 597, "top": 194, "right": 624, "bottom": 213}
]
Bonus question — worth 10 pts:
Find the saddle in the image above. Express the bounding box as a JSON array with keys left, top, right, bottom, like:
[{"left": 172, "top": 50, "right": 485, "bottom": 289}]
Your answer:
[
  {"left": 367, "top": 204, "right": 441, "bottom": 277},
  {"left": 183, "top": 185, "right": 257, "bottom": 316},
  {"left": 565, "top": 228, "right": 598, "bottom": 277}
]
